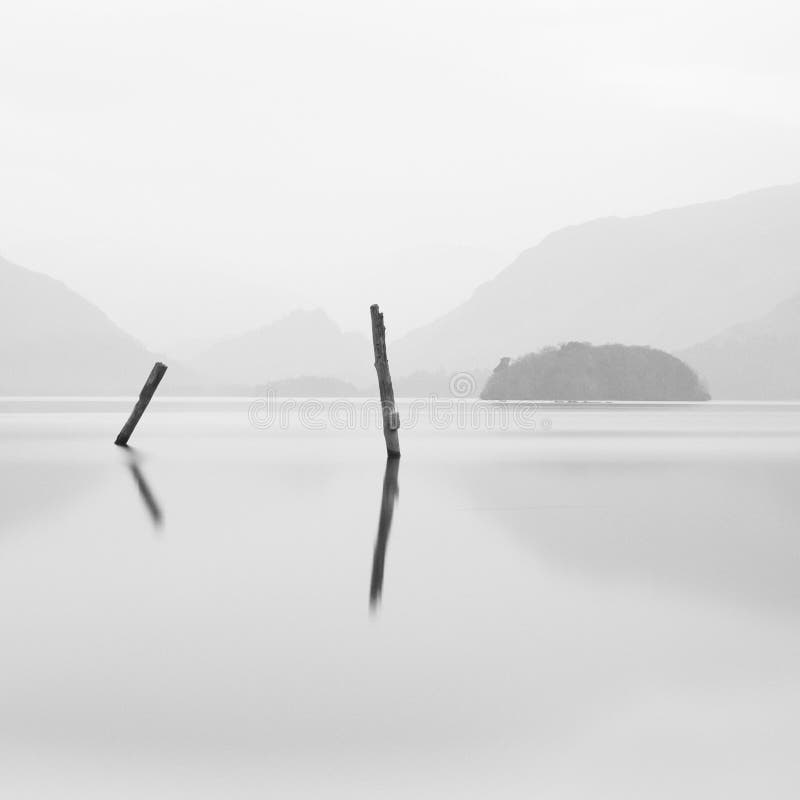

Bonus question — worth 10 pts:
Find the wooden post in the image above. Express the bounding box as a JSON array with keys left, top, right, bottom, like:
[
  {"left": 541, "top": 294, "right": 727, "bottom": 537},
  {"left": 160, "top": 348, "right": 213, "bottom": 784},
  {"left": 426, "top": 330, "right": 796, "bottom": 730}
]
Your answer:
[
  {"left": 370, "top": 457, "right": 400, "bottom": 609},
  {"left": 370, "top": 304, "right": 400, "bottom": 458},
  {"left": 114, "top": 362, "right": 167, "bottom": 446}
]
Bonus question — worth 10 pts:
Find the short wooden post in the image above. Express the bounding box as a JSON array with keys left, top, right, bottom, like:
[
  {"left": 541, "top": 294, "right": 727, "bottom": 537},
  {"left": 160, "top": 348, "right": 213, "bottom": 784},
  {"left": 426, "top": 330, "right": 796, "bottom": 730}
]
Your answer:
[
  {"left": 114, "top": 362, "right": 167, "bottom": 446},
  {"left": 370, "top": 304, "right": 400, "bottom": 458}
]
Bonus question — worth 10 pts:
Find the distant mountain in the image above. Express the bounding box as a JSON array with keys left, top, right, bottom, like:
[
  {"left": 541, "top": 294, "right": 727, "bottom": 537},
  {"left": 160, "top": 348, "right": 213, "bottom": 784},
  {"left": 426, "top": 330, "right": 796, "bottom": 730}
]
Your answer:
[
  {"left": 391, "top": 367, "right": 491, "bottom": 398},
  {"left": 0, "top": 255, "right": 203, "bottom": 395},
  {"left": 482, "top": 342, "right": 709, "bottom": 401},
  {"left": 253, "top": 369, "right": 494, "bottom": 399},
  {"left": 390, "top": 184, "right": 800, "bottom": 376},
  {"left": 257, "top": 375, "right": 364, "bottom": 397},
  {"left": 189, "top": 309, "right": 372, "bottom": 388},
  {"left": 678, "top": 293, "right": 800, "bottom": 399}
]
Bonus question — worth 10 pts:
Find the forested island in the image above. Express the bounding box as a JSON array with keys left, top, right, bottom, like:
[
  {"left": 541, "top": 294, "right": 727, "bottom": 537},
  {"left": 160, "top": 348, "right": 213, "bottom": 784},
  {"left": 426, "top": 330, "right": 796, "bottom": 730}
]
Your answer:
[{"left": 481, "top": 342, "right": 710, "bottom": 401}]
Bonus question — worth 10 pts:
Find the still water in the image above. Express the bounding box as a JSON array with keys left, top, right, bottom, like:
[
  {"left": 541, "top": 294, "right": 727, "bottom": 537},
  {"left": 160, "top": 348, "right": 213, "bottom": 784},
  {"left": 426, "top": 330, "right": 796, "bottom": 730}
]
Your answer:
[{"left": 1, "top": 400, "right": 799, "bottom": 798}]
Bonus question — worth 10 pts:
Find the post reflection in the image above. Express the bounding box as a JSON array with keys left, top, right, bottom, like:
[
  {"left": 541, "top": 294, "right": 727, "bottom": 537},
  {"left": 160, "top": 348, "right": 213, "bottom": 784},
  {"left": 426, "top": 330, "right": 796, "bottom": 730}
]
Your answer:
[
  {"left": 124, "top": 448, "right": 163, "bottom": 530},
  {"left": 370, "top": 457, "right": 400, "bottom": 611}
]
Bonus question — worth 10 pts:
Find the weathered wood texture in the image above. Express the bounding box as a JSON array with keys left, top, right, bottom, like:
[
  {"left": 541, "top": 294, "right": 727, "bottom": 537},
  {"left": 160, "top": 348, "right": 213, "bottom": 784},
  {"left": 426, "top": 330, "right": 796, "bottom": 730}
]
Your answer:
[
  {"left": 114, "top": 362, "right": 168, "bottom": 446},
  {"left": 370, "top": 304, "right": 400, "bottom": 457},
  {"left": 370, "top": 456, "right": 400, "bottom": 609}
]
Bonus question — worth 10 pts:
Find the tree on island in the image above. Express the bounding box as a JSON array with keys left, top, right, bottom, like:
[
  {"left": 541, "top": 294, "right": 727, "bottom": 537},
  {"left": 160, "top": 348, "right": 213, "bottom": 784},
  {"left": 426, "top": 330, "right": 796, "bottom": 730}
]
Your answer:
[{"left": 481, "top": 342, "right": 710, "bottom": 401}]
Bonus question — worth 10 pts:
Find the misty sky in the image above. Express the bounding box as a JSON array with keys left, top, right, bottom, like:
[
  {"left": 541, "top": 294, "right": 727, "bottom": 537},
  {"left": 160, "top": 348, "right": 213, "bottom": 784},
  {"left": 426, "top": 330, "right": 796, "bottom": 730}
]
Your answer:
[{"left": 1, "top": 0, "right": 799, "bottom": 350}]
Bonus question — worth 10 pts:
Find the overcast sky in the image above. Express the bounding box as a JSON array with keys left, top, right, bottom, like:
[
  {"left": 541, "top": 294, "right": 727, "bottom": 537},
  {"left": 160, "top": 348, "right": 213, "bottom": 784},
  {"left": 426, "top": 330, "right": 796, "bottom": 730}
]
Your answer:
[{"left": 1, "top": 0, "right": 799, "bottom": 350}]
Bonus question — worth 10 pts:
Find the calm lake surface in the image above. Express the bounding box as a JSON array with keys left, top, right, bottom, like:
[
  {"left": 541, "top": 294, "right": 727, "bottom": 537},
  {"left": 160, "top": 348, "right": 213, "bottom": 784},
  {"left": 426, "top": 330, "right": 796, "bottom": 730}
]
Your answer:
[{"left": 2, "top": 400, "right": 800, "bottom": 798}]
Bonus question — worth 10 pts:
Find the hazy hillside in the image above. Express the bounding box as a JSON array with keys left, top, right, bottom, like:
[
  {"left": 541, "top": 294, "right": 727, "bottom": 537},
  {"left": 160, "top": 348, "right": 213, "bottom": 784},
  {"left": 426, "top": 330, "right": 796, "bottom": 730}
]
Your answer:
[
  {"left": 189, "top": 309, "right": 372, "bottom": 388},
  {"left": 0, "top": 255, "right": 202, "bottom": 395},
  {"left": 256, "top": 376, "right": 364, "bottom": 397},
  {"left": 678, "top": 293, "right": 800, "bottom": 399},
  {"left": 482, "top": 342, "right": 709, "bottom": 401},
  {"left": 390, "top": 184, "right": 800, "bottom": 376}
]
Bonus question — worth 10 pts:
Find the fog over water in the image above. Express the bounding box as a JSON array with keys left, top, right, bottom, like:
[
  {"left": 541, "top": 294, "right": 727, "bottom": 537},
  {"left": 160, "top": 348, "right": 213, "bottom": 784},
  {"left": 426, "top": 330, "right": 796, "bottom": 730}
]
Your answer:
[{"left": 1, "top": 402, "right": 799, "bottom": 798}]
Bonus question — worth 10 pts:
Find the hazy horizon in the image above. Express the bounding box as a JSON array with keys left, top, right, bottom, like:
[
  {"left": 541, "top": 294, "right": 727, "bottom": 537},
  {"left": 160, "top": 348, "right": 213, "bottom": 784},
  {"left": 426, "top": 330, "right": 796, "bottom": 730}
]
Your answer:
[{"left": 2, "top": 0, "right": 800, "bottom": 350}]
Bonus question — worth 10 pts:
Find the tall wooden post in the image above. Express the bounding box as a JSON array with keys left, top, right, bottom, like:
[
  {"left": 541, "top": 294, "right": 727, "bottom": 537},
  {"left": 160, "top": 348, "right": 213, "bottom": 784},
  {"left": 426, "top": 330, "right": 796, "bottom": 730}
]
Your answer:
[
  {"left": 114, "top": 362, "right": 167, "bottom": 446},
  {"left": 370, "top": 304, "right": 400, "bottom": 458}
]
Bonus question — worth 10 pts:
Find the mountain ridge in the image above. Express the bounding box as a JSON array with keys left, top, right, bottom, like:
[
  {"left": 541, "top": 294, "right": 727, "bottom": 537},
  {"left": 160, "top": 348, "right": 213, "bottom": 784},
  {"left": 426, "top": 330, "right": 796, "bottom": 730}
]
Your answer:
[
  {"left": 0, "top": 255, "right": 204, "bottom": 395},
  {"left": 678, "top": 292, "right": 800, "bottom": 399},
  {"left": 187, "top": 308, "right": 373, "bottom": 388},
  {"left": 6, "top": 181, "right": 800, "bottom": 397},
  {"left": 389, "top": 183, "right": 800, "bottom": 376}
]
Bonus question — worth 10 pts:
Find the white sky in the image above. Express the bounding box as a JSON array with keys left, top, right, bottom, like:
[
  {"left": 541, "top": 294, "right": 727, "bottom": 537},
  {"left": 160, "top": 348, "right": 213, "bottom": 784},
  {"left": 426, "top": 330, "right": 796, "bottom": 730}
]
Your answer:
[{"left": 1, "top": 0, "right": 799, "bottom": 349}]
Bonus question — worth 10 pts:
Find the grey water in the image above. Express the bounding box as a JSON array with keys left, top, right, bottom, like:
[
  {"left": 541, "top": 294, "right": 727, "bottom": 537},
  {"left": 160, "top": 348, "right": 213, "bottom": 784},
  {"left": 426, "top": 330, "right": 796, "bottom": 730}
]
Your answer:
[{"left": 1, "top": 400, "right": 800, "bottom": 798}]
